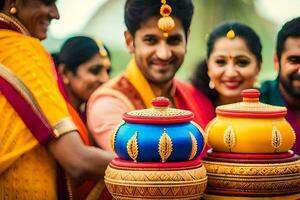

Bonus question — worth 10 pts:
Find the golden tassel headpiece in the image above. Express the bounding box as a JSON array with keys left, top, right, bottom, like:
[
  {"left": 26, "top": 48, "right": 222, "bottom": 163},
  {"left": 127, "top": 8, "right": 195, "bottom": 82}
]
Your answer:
[
  {"left": 96, "top": 40, "right": 108, "bottom": 57},
  {"left": 157, "top": 0, "right": 175, "bottom": 39}
]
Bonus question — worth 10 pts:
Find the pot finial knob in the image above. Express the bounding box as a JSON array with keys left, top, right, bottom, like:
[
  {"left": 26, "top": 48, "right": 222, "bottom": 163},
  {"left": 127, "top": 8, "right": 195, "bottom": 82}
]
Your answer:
[
  {"left": 241, "top": 89, "right": 260, "bottom": 102},
  {"left": 152, "top": 97, "right": 170, "bottom": 108}
]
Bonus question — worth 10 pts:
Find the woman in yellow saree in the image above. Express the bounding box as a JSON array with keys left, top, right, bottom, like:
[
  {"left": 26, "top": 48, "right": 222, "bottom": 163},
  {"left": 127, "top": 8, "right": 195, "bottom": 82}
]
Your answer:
[{"left": 0, "top": 0, "right": 113, "bottom": 199}]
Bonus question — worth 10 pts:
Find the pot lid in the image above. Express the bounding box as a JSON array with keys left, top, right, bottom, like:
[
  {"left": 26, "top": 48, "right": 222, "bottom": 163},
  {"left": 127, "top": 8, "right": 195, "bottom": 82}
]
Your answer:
[
  {"left": 216, "top": 89, "right": 287, "bottom": 118},
  {"left": 123, "top": 97, "right": 194, "bottom": 124}
]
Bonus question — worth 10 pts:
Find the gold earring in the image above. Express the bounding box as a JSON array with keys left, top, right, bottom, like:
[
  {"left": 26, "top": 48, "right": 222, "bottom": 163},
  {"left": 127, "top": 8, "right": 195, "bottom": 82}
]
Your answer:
[
  {"left": 209, "top": 80, "right": 215, "bottom": 89},
  {"left": 253, "top": 80, "right": 260, "bottom": 88},
  {"left": 10, "top": 7, "right": 17, "bottom": 15},
  {"left": 226, "top": 29, "right": 235, "bottom": 40},
  {"left": 63, "top": 77, "right": 70, "bottom": 85}
]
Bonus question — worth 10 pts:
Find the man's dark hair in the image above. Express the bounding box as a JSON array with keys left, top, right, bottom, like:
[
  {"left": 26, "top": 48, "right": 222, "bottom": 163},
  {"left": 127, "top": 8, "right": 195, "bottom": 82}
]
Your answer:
[
  {"left": 51, "top": 52, "right": 60, "bottom": 67},
  {"left": 276, "top": 17, "right": 300, "bottom": 61},
  {"left": 0, "top": 1, "right": 5, "bottom": 10},
  {"left": 124, "top": 0, "right": 194, "bottom": 37},
  {"left": 0, "top": 0, "right": 57, "bottom": 11}
]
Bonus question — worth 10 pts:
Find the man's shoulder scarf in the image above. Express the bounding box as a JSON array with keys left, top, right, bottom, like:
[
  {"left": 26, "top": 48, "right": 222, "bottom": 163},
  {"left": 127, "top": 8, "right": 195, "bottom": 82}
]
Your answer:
[{"left": 96, "top": 74, "right": 214, "bottom": 129}]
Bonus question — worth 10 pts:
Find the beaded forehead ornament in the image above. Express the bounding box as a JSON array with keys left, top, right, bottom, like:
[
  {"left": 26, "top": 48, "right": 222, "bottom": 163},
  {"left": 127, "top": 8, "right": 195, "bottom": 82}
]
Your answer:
[
  {"left": 226, "top": 29, "right": 236, "bottom": 40},
  {"left": 157, "top": 0, "right": 175, "bottom": 39},
  {"left": 96, "top": 40, "right": 108, "bottom": 57}
]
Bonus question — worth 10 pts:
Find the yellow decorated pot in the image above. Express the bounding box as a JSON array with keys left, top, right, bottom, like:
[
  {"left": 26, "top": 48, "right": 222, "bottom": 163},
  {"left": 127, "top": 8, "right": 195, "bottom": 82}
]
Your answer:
[{"left": 207, "top": 89, "right": 295, "bottom": 153}]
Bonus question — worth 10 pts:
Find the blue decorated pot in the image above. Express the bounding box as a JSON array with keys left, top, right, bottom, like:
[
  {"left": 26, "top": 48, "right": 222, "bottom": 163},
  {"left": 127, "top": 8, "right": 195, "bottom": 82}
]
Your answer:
[{"left": 111, "top": 97, "right": 206, "bottom": 162}]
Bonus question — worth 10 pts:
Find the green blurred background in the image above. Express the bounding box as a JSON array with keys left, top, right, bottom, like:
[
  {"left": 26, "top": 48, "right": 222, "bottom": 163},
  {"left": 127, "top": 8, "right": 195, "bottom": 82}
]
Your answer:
[{"left": 43, "top": 0, "right": 300, "bottom": 83}]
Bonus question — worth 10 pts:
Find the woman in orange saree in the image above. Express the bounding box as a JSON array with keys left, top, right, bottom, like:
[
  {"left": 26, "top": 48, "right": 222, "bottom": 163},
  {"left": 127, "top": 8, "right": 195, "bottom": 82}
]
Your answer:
[{"left": 54, "top": 36, "right": 113, "bottom": 199}]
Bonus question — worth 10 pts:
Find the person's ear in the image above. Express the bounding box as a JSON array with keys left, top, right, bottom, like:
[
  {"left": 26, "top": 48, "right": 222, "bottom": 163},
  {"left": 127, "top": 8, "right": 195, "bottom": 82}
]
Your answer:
[
  {"left": 185, "top": 29, "right": 190, "bottom": 51},
  {"left": 273, "top": 54, "right": 280, "bottom": 72},
  {"left": 124, "top": 31, "right": 135, "bottom": 54},
  {"left": 256, "top": 62, "right": 261, "bottom": 74},
  {"left": 206, "top": 64, "right": 215, "bottom": 90},
  {"left": 58, "top": 64, "right": 71, "bottom": 84}
]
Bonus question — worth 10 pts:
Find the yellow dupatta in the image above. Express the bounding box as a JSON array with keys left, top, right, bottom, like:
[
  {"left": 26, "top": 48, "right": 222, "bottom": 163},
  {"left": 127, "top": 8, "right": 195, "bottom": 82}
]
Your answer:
[
  {"left": 125, "top": 59, "right": 156, "bottom": 108},
  {"left": 0, "top": 29, "right": 76, "bottom": 199}
]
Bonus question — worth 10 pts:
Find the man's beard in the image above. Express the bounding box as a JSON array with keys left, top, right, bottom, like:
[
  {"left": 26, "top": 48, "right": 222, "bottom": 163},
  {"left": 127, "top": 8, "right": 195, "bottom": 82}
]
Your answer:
[{"left": 279, "top": 70, "right": 300, "bottom": 99}]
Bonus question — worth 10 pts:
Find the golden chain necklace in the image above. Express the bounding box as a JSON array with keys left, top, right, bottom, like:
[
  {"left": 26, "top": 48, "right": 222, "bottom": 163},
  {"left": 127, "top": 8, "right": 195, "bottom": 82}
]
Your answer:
[{"left": 0, "top": 13, "right": 30, "bottom": 36}]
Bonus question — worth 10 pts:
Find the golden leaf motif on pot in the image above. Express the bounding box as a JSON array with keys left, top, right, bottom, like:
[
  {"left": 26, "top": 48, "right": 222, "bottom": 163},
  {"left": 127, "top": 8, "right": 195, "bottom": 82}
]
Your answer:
[
  {"left": 223, "top": 126, "right": 236, "bottom": 152},
  {"left": 189, "top": 132, "right": 198, "bottom": 160},
  {"left": 127, "top": 131, "right": 139, "bottom": 162},
  {"left": 272, "top": 125, "right": 282, "bottom": 151},
  {"left": 111, "top": 121, "right": 125, "bottom": 152},
  {"left": 158, "top": 128, "right": 173, "bottom": 162}
]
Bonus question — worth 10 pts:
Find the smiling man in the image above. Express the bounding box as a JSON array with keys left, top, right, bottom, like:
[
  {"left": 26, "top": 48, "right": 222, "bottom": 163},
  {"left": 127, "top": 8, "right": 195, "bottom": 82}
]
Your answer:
[
  {"left": 87, "top": 0, "right": 214, "bottom": 151},
  {"left": 260, "top": 17, "right": 300, "bottom": 155}
]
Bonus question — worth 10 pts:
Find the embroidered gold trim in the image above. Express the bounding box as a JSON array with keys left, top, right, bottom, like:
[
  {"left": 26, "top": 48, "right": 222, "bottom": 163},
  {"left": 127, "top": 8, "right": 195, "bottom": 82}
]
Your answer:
[
  {"left": 53, "top": 117, "right": 77, "bottom": 137},
  {"left": 217, "top": 101, "right": 286, "bottom": 113},
  {"left": 0, "top": 13, "right": 30, "bottom": 36},
  {"left": 0, "top": 63, "right": 41, "bottom": 115},
  {"left": 0, "top": 63, "right": 78, "bottom": 138},
  {"left": 189, "top": 132, "right": 198, "bottom": 160},
  {"left": 126, "top": 107, "right": 192, "bottom": 118},
  {"left": 158, "top": 128, "right": 173, "bottom": 162},
  {"left": 0, "top": 63, "right": 58, "bottom": 134},
  {"left": 127, "top": 131, "right": 139, "bottom": 162}
]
